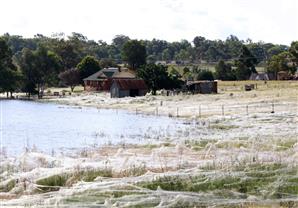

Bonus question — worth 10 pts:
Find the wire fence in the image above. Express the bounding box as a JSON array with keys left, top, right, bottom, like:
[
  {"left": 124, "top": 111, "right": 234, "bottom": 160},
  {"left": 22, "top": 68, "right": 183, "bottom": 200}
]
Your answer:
[{"left": 134, "top": 102, "right": 298, "bottom": 118}]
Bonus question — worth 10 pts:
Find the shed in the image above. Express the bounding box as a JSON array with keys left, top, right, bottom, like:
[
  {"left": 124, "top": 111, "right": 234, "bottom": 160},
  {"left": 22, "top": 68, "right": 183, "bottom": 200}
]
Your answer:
[
  {"left": 250, "top": 73, "right": 271, "bottom": 80},
  {"left": 186, "top": 81, "right": 217, "bottom": 94},
  {"left": 110, "top": 79, "right": 148, "bottom": 98},
  {"left": 277, "top": 71, "right": 289, "bottom": 80}
]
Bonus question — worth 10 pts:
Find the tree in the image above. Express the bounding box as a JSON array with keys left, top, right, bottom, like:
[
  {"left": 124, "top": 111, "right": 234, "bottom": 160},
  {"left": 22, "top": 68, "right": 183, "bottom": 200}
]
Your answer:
[
  {"left": 99, "top": 58, "right": 117, "bottom": 68},
  {"left": 0, "top": 38, "right": 20, "bottom": 97},
  {"left": 121, "top": 40, "right": 146, "bottom": 70},
  {"left": 53, "top": 40, "right": 82, "bottom": 70},
  {"left": 234, "top": 45, "right": 258, "bottom": 80},
  {"left": 289, "top": 41, "right": 298, "bottom": 67},
  {"left": 77, "top": 55, "right": 101, "bottom": 81},
  {"left": 18, "top": 48, "right": 38, "bottom": 97},
  {"left": 215, "top": 60, "right": 236, "bottom": 80},
  {"left": 59, "top": 68, "right": 80, "bottom": 92},
  {"left": 18, "top": 46, "right": 61, "bottom": 98},
  {"left": 34, "top": 46, "right": 62, "bottom": 97},
  {"left": 197, "top": 70, "right": 214, "bottom": 81},
  {"left": 137, "top": 64, "right": 182, "bottom": 95},
  {"left": 266, "top": 51, "right": 295, "bottom": 78}
]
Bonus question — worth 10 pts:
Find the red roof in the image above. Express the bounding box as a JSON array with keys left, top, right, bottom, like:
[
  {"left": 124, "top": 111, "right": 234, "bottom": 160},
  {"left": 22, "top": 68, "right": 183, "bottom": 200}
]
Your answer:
[{"left": 112, "top": 79, "right": 148, "bottom": 90}]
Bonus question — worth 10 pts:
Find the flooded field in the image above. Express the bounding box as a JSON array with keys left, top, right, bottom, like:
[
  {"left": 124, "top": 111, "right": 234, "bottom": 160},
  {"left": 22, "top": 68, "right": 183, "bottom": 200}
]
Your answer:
[
  {"left": 0, "top": 100, "right": 187, "bottom": 156},
  {"left": 0, "top": 83, "right": 297, "bottom": 207}
]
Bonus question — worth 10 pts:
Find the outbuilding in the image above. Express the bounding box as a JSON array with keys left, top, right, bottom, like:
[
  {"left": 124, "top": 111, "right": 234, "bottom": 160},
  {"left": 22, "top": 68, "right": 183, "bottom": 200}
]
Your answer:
[
  {"left": 110, "top": 79, "right": 148, "bottom": 98},
  {"left": 249, "top": 73, "right": 274, "bottom": 80},
  {"left": 186, "top": 81, "right": 217, "bottom": 94}
]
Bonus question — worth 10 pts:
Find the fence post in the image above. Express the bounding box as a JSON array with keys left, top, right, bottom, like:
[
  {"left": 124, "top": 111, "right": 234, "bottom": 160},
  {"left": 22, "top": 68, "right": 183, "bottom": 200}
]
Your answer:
[
  {"left": 246, "top": 105, "right": 248, "bottom": 115},
  {"left": 222, "top": 105, "right": 224, "bottom": 116},
  {"left": 177, "top": 107, "right": 179, "bottom": 117},
  {"left": 136, "top": 108, "right": 138, "bottom": 115},
  {"left": 156, "top": 107, "right": 158, "bottom": 116},
  {"left": 199, "top": 105, "right": 201, "bottom": 118},
  {"left": 271, "top": 102, "right": 275, "bottom": 113}
]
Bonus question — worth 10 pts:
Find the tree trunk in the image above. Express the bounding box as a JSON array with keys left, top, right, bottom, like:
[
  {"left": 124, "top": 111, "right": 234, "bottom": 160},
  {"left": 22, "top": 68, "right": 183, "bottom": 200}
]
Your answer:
[{"left": 71, "top": 86, "right": 74, "bottom": 92}]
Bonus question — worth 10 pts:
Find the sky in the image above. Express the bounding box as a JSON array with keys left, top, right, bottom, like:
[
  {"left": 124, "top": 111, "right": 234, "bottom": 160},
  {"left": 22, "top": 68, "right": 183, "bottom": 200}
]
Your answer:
[{"left": 1, "top": 0, "right": 297, "bottom": 45}]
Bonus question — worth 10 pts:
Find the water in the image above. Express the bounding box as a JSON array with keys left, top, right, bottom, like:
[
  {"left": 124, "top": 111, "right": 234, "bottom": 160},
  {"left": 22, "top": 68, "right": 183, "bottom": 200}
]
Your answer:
[{"left": 0, "top": 100, "right": 186, "bottom": 156}]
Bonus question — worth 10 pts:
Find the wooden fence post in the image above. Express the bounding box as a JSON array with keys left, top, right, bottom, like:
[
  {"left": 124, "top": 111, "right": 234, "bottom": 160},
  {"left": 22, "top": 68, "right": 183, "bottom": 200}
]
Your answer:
[
  {"left": 177, "top": 107, "right": 179, "bottom": 117},
  {"left": 271, "top": 102, "right": 275, "bottom": 113},
  {"left": 199, "top": 105, "right": 201, "bottom": 118},
  {"left": 156, "top": 107, "right": 158, "bottom": 116},
  {"left": 222, "top": 105, "right": 224, "bottom": 116},
  {"left": 246, "top": 105, "right": 248, "bottom": 115}
]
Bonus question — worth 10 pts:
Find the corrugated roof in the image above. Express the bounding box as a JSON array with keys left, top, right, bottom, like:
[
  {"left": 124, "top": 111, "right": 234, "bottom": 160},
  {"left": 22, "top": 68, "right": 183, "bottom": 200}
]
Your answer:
[
  {"left": 112, "top": 79, "right": 148, "bottom": 90},
  {"left": 186, "top": 80, "right": 217, "bottom": 86},
  {"left": 83, "top": 67, "right": 135, "bottom": 81}
]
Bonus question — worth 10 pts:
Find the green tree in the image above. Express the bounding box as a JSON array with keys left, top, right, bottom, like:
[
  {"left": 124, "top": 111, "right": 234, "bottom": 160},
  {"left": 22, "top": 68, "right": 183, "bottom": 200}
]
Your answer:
[
  {"left": 197, "top": 70, "right": 214, "bottom": 81},
  {"left": 215, "top": 60, "right": 236, "bottom": 80},
  {"left": 18, "top": 46, "right": 61, "bottom": 98},
  {"left": 234, "top": 45, "right": 258, "bottom": 80},
  {"left": 0, "top": 38, "right": 20, "bottom": 97},
  {"left": 137, "top": 64, "right": 182, "bottom": 95},
  {"left": 289, "top": 41, "right": 298, "bottom": 67},
  {"left": 121, "top": 40, "right": 146, "bottom": 70},
  {"left": 77, "top": 55, "right": 101, "bottom": 81},
  {"left": 266, "top": 51, "right": 295, "bottom": 78}
]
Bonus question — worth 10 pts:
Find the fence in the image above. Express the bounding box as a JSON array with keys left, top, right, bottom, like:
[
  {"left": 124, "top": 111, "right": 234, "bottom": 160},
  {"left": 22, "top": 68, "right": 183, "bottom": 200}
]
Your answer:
[{"left": 133, "top": 102, "right": 297, "bottom": 118}]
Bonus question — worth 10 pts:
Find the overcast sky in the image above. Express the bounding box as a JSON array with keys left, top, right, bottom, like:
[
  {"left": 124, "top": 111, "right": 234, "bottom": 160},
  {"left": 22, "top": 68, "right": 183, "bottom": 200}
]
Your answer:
[{"left": 1, "top": 0, "right": 297, "bottom": 45}]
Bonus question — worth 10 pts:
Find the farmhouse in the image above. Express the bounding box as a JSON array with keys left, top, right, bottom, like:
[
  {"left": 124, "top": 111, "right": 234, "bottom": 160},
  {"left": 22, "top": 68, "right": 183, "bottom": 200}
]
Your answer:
[
  {"left": 83, "top": 67, "right": 136, "bottom": 91},
  {"left": 186, "top": 81, "right": 217, "bottom": 94},
  {"left": 110, "top": 79, "right": 148, "bottom": 98}
]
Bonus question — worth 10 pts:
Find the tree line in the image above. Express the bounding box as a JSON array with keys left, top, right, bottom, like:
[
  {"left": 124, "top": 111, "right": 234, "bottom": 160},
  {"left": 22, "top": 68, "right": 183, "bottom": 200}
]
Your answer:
[{"left": 0, "top": 32, "right": 297, "bottom": 97}]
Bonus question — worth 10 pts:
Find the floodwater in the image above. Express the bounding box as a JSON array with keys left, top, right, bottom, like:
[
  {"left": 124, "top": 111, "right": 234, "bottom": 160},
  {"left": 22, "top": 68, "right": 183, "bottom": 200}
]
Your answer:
[{"left": 0, "top": 100, "right": 186, "bottom": 156}]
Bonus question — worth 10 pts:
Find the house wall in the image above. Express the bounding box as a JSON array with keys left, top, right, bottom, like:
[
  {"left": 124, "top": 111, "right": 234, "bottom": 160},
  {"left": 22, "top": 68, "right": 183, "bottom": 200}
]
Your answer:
[
  {"left": 119, "top": 90, "right": 130, "bottom": 98},
  {"left": 110, "top": 82, "right": 120, "bottom": 98}
]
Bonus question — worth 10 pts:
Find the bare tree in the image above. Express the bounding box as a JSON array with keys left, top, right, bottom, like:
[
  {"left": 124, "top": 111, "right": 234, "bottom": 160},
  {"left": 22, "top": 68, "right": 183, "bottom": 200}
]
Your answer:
[{"left": 59, "top": 68, "right": 80, "bottom": 92}]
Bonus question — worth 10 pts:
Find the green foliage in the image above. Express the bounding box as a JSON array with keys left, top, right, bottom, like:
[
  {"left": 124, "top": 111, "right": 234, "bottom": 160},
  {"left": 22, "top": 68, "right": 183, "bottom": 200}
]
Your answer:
[
  {"left": 0, "top": 38, "right": 20, "bottom": 94},
  {"left": 76, "top": 55, "right": 101, "bottom": 81},
  {"left": 0, "top": 179, "right": 16, "bottom": 192},
  {"left": 234, "top": 45, "right": 258, "bottom": 80},
  {"left": 36, "top": 174, "right": 68, "bottom": 192},
  {"left": 121, "top": 40, "right": 147, "bottom": 70},
  {"left": 196, "top": 70, "right": 214, "bottom": 80},
  {"left": 215, "top": 60, "right": 236, "bottom": 80},
  {"left": 289, "top": 41, "right": 298, "bottom": 67},
  {"left": 137, "top": 64, "right": 183, "bottom": 95},
  {"left": 266, "top": 51, "right": 296, "bottom": 77},
  {"left": 18, "top": 45, "right": 62, "bottom": 97}
]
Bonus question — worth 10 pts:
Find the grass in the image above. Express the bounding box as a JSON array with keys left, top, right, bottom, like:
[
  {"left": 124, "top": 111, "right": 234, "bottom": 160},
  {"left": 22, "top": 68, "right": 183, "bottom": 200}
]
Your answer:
[
  {"left": 138, "top": 163, "right": 298, "bottom": 200},
  {"left": 209, "top": 124, "right": 238, "bottom": 130},
  {"left": 0, "top": 179, "right": 16, "bottom": 192},
  {"left": 35, "top": 168, "right": 112, "bottom": 192}
]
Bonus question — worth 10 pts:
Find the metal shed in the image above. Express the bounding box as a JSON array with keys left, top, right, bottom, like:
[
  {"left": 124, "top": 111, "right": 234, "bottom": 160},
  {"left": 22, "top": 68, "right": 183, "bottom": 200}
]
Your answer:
[
  {"left": 186, "top": 81, "right": 217, "bottom": 94},
  {"left": 110, "top": 79, "right": 148, "bottom": 98}
]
